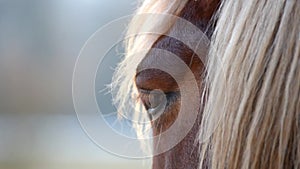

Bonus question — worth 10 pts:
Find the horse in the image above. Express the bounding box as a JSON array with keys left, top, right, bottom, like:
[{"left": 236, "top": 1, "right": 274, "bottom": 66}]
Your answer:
[{"left": 112, "top": 0, "right": 300, "bottom": 168}]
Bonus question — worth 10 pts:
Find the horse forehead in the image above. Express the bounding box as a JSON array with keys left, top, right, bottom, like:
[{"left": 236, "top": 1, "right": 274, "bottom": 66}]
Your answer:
[
  {"left": 138, "top": 18, "right": 210, "bottom": 70},
  {"left": 180, "top": 0, "right": 220, "bottom": 25},
  {"left": 146, "top": 0, "right": 220, "bottom": 64},
  {"left": 135, "top": 0, "right": 220, "bottom": 91}
]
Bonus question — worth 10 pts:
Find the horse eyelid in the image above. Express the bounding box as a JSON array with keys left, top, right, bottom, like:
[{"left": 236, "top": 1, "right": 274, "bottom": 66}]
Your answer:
[{"left": 137, "top": 89, "right": 180, "bottom": 110}]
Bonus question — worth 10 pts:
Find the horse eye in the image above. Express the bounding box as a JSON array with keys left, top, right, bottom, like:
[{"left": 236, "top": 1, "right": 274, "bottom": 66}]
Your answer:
[
  {"left": 138, "top": 89, "right": 165, "bottom": 109},
  {"left": 138, "top": 89, "right": 180, "bottom": 120},
  {"left": 138, "top": 89, "right": 167, "bottom": 120}
]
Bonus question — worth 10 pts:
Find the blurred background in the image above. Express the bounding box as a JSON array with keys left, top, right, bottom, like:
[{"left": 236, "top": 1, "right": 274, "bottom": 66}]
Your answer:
[{"left": 0, "top": 0, "right": 151, "bottom": 169}]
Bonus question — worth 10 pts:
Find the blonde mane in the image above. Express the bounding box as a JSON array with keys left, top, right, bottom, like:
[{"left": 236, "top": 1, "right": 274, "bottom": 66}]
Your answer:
[
  {"left": 112, "top": 0, "right": 300, "bottom": 168},
  {"left": 111, "top": 0, "right": 189, "bottom": 139},
  {"left": 200, "top": 0, "right": 300, "bottom": 168}
]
